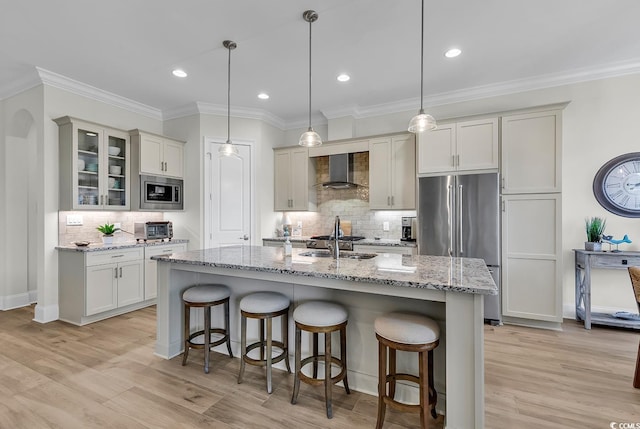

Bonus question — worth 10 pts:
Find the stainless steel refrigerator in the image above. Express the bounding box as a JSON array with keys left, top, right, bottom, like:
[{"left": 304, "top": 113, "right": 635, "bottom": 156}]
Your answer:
[{"left": 418, "top": 173, "right": 501, "bottom": 323}]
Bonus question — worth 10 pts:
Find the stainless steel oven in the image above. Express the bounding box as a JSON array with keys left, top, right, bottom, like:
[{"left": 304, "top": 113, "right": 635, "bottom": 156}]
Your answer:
[{"left": 139, "top": 175, "right": 183, "bottom": 211}]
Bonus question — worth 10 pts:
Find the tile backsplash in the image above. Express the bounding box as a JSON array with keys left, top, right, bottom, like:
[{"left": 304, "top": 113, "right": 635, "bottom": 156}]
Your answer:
[
  {"left": 276, "top": 152, "right": 416, "bottom": 239},
  {"left": 58, "top": 211, "right": 163, "bottom": 245}
]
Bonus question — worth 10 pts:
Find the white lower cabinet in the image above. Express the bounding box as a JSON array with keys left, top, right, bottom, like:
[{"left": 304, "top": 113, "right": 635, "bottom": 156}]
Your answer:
[
  {"left": 144, "top": 243, "right": 188, "bottom": 300},
  {"left": 59, "top": 247, "right": 146, "bottom": 325}
]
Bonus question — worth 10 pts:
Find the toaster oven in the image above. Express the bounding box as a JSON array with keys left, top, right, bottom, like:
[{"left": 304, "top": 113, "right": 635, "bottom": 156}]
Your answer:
[{"left": 134, "top": 221, "right": 173, "bottom": 241}]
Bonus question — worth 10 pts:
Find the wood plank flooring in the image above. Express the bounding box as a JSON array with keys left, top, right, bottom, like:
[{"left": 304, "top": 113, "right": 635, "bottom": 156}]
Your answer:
[{"left": 0, "top": 305, "right": 638, "bottom": 428}]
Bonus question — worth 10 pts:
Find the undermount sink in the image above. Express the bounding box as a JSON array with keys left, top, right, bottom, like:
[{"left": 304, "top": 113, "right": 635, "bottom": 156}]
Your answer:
[{"left": 299, "top": 251, "right": 377, "bottom": 260}]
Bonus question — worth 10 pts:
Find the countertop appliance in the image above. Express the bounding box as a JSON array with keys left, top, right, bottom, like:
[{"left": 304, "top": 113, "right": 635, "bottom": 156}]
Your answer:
[
  {"left": 418, "top": 173, "right": 501, "bottom": 324},
  {"left": 306, "top": 235, "right": 365, "bottom": 251},
  {"left": 139, "top": 175, "right": 183, "bottom": 211},
  {"left": 401, "top": 217, "right": 417, "bottom": 242},
  {"left": 135, "top": 221, "right": 173, "bottom": 242}
]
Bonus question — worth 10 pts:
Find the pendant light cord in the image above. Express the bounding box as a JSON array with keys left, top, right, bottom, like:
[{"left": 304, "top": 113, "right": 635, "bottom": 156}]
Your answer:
[
  {"left": 308, "top": 18, "right": 312, "bottom": 130},
  {"left": 419, "top": 0, "right": 424, "bottom": 114},
  {"left": 227, "top": 43, "right": 232, "bottom": 143}
]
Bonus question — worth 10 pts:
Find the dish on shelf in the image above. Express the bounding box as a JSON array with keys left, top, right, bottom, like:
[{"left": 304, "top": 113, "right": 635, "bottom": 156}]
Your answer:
[
  {"left": 108, "top": 146, "right": 121, "bottom": 156},
  {"left": 74, "top": 241, "right": 90, "bottom": 247},
  {"left": 86, "top": 163, "right": 98, "bottom": 172},
  {"left": 109, "top": 165, "right": 122, "bottom": 175}
]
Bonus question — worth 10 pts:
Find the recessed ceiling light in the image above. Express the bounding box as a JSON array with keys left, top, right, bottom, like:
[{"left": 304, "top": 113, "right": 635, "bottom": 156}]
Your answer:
[
  {"left": 172, "top": 69, "right": 188, "bottom": 78},
  {"left": 444, "top": 48, "right": 462, "bottom": 58},
  {"left": 337, "top": 73, "right": 350, "bottom": 82},
  {"left": 258, "top": 93, "right": 270, "bottom": 100}
]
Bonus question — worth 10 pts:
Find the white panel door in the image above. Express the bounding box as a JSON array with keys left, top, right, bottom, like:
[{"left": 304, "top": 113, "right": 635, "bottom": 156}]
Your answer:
[
  {"left": 418, "top": 123, "right": 455, "bottom": 174},
  {"left": 205, "top": 141, "right": 253, "bottom": 247},
  {"left": 369, "top": 137, "right": 392, "bottom": 209},
  {"left": 139, "top": 134, "right": 164, "bottom": 176},
  {"left": 456, "top": 118, "right": 499, "bottom": 172},
  {"left": 163, "top": 139, "right": 184, "bottom": 178}
]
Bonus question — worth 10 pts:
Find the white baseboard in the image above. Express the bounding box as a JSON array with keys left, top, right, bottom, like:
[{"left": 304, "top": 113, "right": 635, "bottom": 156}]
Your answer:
[
  {"left": 33, "top": 303, "right": 59, "bottom": 323},
  {"left": 28, "top": 289, "right": 37, "bottom": 304},
  {"left": 0, "top": 292, "right": 31, "bottom": 310}
]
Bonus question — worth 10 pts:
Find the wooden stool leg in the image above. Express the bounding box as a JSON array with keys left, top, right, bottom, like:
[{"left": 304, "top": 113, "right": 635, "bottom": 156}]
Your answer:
[
  {"left": 182, "top": 304, "right": 190, "bottom": 366},
  {"left": 376, "top": 340, "right": 387, "bottom": 429},
  {"left": 204, "top": 306, "right": 211, "bottom": 374},
  {"left": 388, "top": 348, "right": 396, "bottom": 399},
  {"left": 324, "top": 331, "right": 333, "bottom": 419},
  {"left": 238, "top": 314, "right": 247, "bottom": 384},
  {"left": 340, "top": 325, "right": 350, "bottom": 394},
  {"left": 634, "top": 339, "right": 640, "bottom": 389},
  {"left": 312, "top": 332, "right": 319, "bottom": 378},
  {"left": 291, "top": 325, "right": 302, "bottom": 404},
  {"left": 266, "top": 316, "right": 273, "bottom": 394},
  {"left": 283, "top": 312, "right": 292, "bottom": 373},
  {"left": 225, "top": 299, "right": 233, "bottom": 358},
  {"left": 418, "top": 350, "right": 429, "bottom": 429},
  {"left": 428, "top": 349, "right": 437, "bottom": 418}
]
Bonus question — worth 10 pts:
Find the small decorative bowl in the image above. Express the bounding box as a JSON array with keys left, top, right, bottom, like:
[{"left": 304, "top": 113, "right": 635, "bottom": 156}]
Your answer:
[
  {"left": 108, "top": 146, "right": 121, "bottom": 156},
  {"left": 74, "top": 241, "right": 90, "bottom": 247}
]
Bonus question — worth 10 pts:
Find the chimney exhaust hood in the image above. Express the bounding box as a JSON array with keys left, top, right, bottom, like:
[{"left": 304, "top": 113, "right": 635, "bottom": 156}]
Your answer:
[{"left": 321, "top": 153, "right": 362, "bottom": 189}]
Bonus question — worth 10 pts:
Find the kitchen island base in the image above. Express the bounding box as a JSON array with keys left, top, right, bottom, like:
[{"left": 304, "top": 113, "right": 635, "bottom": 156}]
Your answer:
[{"left": 156, "top": 259, "right": 486, "bottom": 429}]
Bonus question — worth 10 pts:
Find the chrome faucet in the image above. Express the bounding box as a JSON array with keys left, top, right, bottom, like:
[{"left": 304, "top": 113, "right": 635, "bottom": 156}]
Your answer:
[{"left": 329, "top": 216, "right": 341, "bottom": 259}]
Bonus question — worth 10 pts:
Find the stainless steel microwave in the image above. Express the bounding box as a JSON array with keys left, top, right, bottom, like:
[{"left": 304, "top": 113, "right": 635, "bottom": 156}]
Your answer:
[{"left": 139, "top": 175, "right": 183, "bottom": 210}]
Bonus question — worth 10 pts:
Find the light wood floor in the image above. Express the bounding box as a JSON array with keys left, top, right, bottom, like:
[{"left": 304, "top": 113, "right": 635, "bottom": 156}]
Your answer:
[{"left": 0, "top": 306, "right": 638, "bottom": 428}]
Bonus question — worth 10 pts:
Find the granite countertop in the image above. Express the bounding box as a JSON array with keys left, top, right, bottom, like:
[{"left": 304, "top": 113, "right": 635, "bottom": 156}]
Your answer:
[
  {"left": 153, "top": 245, "right": 496, "bottom": 295},
  {"left": 56, "top": 239, "right": 189, "bottom": 252},
  {"left": 262, "top": 237, "right": 417, "bottom": 248}
]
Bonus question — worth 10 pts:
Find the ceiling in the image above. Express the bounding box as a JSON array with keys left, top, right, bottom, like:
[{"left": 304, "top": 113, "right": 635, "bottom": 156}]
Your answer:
[{"left": 2, "top": 0, "right": 640, "bottom": 128}]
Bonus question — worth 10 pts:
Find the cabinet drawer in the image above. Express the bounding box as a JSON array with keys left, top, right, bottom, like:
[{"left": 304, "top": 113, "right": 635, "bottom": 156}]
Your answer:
[
  {"left": 86, "top": 247, "right": 144, "bottom": 266},
  {"left": 145, "top": 244, "right": 187, "bottom": 259},
  {"left": 589, "top": 254, "right": 640, "bottom": 269}
]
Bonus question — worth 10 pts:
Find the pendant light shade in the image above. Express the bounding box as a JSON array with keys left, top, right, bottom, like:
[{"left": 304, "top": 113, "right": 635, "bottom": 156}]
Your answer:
[
  {"left": 299, "top": 10, "right": 322, "bottom": 147},
  {"left": 219, "top": 40, "right": 240, "bottom": 157},
  {"left": 408, "top": 0, "right": 437, "bottom": 133}
]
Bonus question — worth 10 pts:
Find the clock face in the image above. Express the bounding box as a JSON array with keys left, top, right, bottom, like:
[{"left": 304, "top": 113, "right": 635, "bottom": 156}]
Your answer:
[{"left": 593, "top": 152, "right": 640, "bottom": 217}]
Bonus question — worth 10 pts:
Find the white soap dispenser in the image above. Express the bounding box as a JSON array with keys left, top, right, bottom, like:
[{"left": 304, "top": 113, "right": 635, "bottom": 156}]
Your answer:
[
  {"left": 282, "top": 213, "right": 293, "bottom": 256},
  {"left": 284, "top": 234, "right": 292, "bottom": 256}
]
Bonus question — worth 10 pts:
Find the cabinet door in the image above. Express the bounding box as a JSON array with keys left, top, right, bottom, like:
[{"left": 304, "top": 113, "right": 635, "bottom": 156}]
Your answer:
[
  {"left": 501, "top": 194, "right": 562, "bottom": 322},
  {"left": 369, "top": 137, "right": 392, "bottom": 209},
  {"left": 139, "top": 134, "right": 164, "bottom": 176},
  {"left": 501, "top": 110, "right": 561, "bottom": 194},
  {"left": 456, "top": 118, "right": 499, "bottom": 172},
  {"left": 75, "top": 124, "right": 103, "bottom": 210},
  {"left": 144, "top": 244, "right": 187, "bottom": 300},
  {"left": 163, "top": 139, "right": 184, "bottom": 178},
  {"left": 117, "top": 260, "right": 144, "bottom": 307},
  {"left": 86, "top": 263, "right": 118, "bottom": 316},
  {"left": 417, "top": 124, "right": 456, "bottom": 174},
  {"left": 274, "top": 150, "right": 292, "bottom": 210},
  {"left": 290, "top": 148, "right": 309, "bottom": 210},
  {"left": 104, "top": 128, "right": 130, "bottom": 210},
  {"left": 390, "top": 135, "right": 416, "bottom": 209}
]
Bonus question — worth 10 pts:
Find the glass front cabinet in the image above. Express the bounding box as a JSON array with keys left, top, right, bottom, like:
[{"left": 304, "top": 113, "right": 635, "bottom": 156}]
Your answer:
[{"left": 55, "top": 116, "right": 130, "bottom": 210}]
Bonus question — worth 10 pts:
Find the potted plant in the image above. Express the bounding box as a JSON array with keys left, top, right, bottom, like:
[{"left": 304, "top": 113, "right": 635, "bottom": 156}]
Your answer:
[
  {"left": 584, "top": 217, "right": 606, "bottom": 251},
  {"left": 97, "top": 223, "right": 120, "bottom": 245}
]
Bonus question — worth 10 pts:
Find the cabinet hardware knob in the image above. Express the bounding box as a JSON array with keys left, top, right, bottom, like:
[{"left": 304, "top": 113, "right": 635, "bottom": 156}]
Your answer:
[
  {"left": 114, "top": 268, "right": 118, "bottom": 278},
  {"left": 391, "top": 196, "right": 394, "bottom": 206},
  {"left": 119, "top": 267, "right": 123, "bottom": 278}
]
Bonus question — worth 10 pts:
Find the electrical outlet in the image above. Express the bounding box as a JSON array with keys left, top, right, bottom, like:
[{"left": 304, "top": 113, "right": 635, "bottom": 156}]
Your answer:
[
  {"left": 114, "top": 222, "right": 121, "bottom": 230},
  {"left": 297, "top": 221, "right": 303, "bottom": 228},
  {"left": 66, "top": 214, "right": 83, "bottom": 226},
  {"left": 383, "top": 221, "right": 390, "bottom": 231}
]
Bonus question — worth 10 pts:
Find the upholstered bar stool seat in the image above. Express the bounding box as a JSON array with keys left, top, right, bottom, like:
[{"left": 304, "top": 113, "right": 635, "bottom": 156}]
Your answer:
[
  {"left": 238, "top": 292, "right": 291, "bottom": 393},
  {"left": 291, "top": 301, "right": 350, "bottom": 419},
  {"left": 182, "top": 284, "right": 233, "bottom": 374},
  {"left": 374, "top": 312, "right": 440, "bottom": 429}
]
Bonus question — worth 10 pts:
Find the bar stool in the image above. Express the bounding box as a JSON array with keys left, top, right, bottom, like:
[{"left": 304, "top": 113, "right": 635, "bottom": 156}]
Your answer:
[
  {"left": 181, "top": 284, "right": 233, "bottom": 374},
  {"left": 291, "top": 301, "right": 350, "bottom": 419},
  {"left": 374, "top": 312, "right": 439, "bottom": 429},
  {"left": 238, "top": 291, "right": 291, "bottom": 393}
]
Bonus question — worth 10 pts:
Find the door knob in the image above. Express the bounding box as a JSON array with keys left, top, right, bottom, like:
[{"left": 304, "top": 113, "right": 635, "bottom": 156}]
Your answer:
[{"left": 238, "top": 234, "right": 249, "bottom": 240}]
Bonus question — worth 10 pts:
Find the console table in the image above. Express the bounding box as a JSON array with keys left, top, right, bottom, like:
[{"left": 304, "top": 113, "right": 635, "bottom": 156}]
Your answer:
[{"left": 574, "top": 249, "right": 640, "bottom": 330}]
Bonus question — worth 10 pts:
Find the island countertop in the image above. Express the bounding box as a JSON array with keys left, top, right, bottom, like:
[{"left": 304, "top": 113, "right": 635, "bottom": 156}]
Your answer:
[{"left": 152, "top": 245, "right": 496, "bottom": 295}]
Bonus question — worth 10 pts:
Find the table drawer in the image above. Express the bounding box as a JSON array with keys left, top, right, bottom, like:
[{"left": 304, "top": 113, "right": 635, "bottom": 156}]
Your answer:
[
  {"left": 85, "top": 248, "right": 144, "bottom": 266},
  {"left": 589, "top": 254, "right": 640, "bottom": 269}
]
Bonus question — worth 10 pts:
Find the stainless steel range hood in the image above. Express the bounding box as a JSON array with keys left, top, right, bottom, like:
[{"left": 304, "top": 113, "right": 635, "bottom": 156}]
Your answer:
[{"left": 322, "top": 153, "right": 361, "bottom": 189}]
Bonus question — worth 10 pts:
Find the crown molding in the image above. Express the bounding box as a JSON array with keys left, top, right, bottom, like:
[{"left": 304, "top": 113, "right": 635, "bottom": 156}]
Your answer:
[
  {"left": 0, "top": 69, "right": 42, "bottom": 101},
  {"left": 36, "top": 67, "right": 162, "bottom": 120},
  {"left": 191, "top": 101, "right": 287, "bottom": 130}
]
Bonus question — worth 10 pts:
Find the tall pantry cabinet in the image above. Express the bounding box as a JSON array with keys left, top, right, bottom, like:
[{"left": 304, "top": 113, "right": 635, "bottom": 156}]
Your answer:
[{"left": 500, "top": 107, "right": 563, "bottom": 326}]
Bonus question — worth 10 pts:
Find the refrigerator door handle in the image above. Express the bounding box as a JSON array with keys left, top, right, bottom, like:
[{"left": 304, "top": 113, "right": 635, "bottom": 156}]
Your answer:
[
  {"left": 458, "top": 184, "right": 463, "bottom": 255},
  {"left": 448, "top": 184, "right": 454, "bottom": 256}
]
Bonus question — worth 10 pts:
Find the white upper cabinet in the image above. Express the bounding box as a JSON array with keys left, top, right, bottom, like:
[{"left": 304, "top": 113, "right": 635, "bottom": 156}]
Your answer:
[
  {"left": 130, "top": 130, "right": 185, "bottom": 179},
  {"left": 501, "top": 109, "right": 562, "bottom": 194},
  {"left": 418, "top": 117, "right": 498, "bottom": 174},
  {"left": 55, "top": 116, "right": 130, "bottom": 211},
  {"left": 274, "top": 147, "right": 315, "bottom": 211},
  {"left": 369, "top": 134, "right": 416, "bottom": 210}
]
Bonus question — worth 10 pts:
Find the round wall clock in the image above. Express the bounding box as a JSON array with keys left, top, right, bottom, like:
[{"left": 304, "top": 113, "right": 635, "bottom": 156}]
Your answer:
[{"left": 593, "top": 152, "right": 640, "bottom": 217}]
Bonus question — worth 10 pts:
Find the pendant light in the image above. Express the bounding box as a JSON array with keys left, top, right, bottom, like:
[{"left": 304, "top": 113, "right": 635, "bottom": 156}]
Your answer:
[
  {"left": 219, "top": 40, "right": 240, "bottom": 157},
  {"left": 408, "top": 0, "right": 437, "bottom": 133},
  {"left": 299, "top": 10, "right": 322, "bottom": 147}
]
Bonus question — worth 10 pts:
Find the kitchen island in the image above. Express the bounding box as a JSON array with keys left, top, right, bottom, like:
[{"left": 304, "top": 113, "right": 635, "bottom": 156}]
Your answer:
[{"left": 154, "top": 246, "right": 496, "bottom": 429}]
